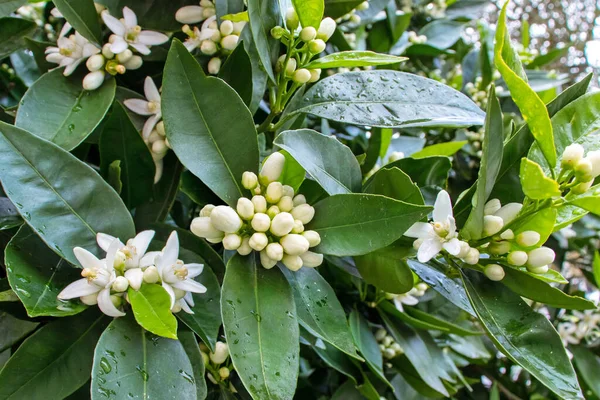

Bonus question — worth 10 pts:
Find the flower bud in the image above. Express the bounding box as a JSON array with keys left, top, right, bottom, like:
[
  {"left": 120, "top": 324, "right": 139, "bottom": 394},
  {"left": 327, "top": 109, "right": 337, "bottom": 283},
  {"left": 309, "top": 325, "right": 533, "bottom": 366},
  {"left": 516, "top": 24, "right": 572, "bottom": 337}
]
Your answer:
[
  {"left": 143, "top": 266, "right": 160, "bottom": 284},
  {"left": 208, "top": 57, "right": 221, "bottom": 74},
  {"left": 291, "top": 204, "right": 315, "bottom": 224},
  {"left": 260, "top": 152, "right": 285, "bottom": 185},
  {"left": 308, "top": 68, "right": 321, "bottom": 83},
  {"left": 249, "top": 232, "right": 268, "bottom": 251},
  {"left": 292, "top": 219, "right": 304, "bottom": 234},
  {"left": 293, "top": 68, "right": 312, "bottom": 83},
  {"left": 259, "top": 250, "right": 278, "bottom": 269},
  {"left": 200, "top": 204, "right": 215, "bottom": 217},
  {"left": 300, "top": 251, "right": 323, "bottom": 267},
  {"left": 270, "top": 25, "right": 285, "bottom": 39},
  {"left": 280, "top": 234, "right": 310, "bottom": 256},
  {"left": 125, "top": 268, "right": 143, "bottom": 290},
  {"left": 80, "top": 293, "right": 98, "bottom": 305},
  {"left": 223, "top": 233, "right": 242, "bottom": 250},
  {"left": 175, "top": 5, "right": 204, "bottom": 24},
  {"left": 266, "top": 242, "right": 284, "bottom": 261},
  {"left": 210, "top": 206, "right": 242, "bottom": 233},
  {"left": 116, "top": 49, "right": 132, "bottom": 63},
  {"left": 221, "top": 35, "right": 239, "bottom": 51},
  {"left": 350, "top": 14, "right": 361, "bottom": 24},
  {"left": 587, "top": 150, "right": 600, "bottom": 177},
  {"left": 484, "top": 198, "right": 501, "bottom": 215},
  {"left": 507, "top": 250, "right": 528, "bottom": 266},
  {"left": 285, "top": 7, "right": 299, "bottom": 30},
  {"left": 278, "top": 55, "right": 297, "bottom": 76},
  {"left": 252, "top": 195, "right": 267, "bottom": 213},
  {"left": 210, "top": 341, "right": 229, "bottom": 364},
  {"left": 300, "top": 26, "right": 317, "bottom": 41},
  {"left": 516, "top": 230, "right": 541, "bottom": 247},
  {"left": 282, "top": 185, "right": 294, "bottom": 198},
  {"left": 242, "top": 172, "right": 258, "bottom": 190},
  {"left": 464, "top": 248, "right": 480, "bottom": 265},
  {"left": 357, "top": 1, "right": 369, "bottom": 10},
  {"left": 203, "top": 7, "right": 216, "bottom": 18},
  {"left": 111, "top": 294, "right": 123, "bottom": 308},
  {"left": 383, "top": 348, "right": 396, "bottom": 359},
  {"left": 232, "top": 21, "right": 246, "bottom": 35},
  {"left": 152, "top": 140, "right": 167, "bottom": 155},
  {"left": 317, "top": 17, "right": 336, "bottom": 41},
  {"left": 302, "top": 230, "right": 321, "bottom": 247},
  {"left": 483, "top": 215, "right": 504, "bottom": 236},
  {"left": 201, "top": 351, "right": 209, "bottom": 365},
  {"left": 500, "top": 229, "right": 514, "bottom": 240},
  {"left": 236, "top": 197, "right": 255, "bottom": 220},
  {"left": 265, "top": 182, "right": 284, "bottom": 204},
  {"left": 112, "top": 276, "right": 129, "bottom": 292},
  {"left": 278, "top": 196, "right": 294, "bottom": 212},
  {"left": 86, "top": 54, "right": 105, "bottom": 71},
  {"left": 123, "top": 55, "right": 143, "bottom": 70},
  {"left": 282, "top": 254, "right": 303, "bottom": 271},
  {"left": 220, "top": 20, "right": 234, "bottom": 36},
  {"left": 308, "top": 39, "right": 326, "bottom": 53},
  {"left": 200, "top": 0, "right": 213, "bottom": 7},
  {"left": 267, "top": 206, "right": 280, "bottom": 219},
  {"left": 575, "top": 158, "right": 593, "bottom": 182},
  {"left": 571, "top": 179, "right": 593, "bottom": 195},
  {"left": 210, "top": 29, "right": 221, "bottom": 42},
  {"left": 527, "top": 264, "right": 549, "bottom": 274},
  {"left": 219, "top": 367, "right": 230, "bottom": 380},
  {"left": 527, "top": 247, "right": 555, "bottom": 268},
  {"left": 484, "top": 264, "right": 505, "bottom": 281},
  {"left": 191, "top": 216, "right": 223, "bottom": 240},
  {"left": 270, "top": 212, "right": 295, "bottom": 236},
  {"left": 201, "top": 40, "right": 217, "bottom": 55},
  {"left": 494, "top": 203, "right": 523, "bottom": 225},
  {"left": 457, "top": 241, "right": 470, "bottom": 258},
  {"left": 251, "top": 213, "right": 271, "bottom": 232},
  {"left": 375, "top": 329, "right": 386, "bottom": 341},
  {"left": 561, "top": 143, "right": 585, "bottom": 169},
  {"left": 488, "top": 240, "right": 510, "bottom": 255},
  {"left": 82, "top": 70, "right": 105, "bottom": 91},
  {"left": 206, "top": 236, "right": 223, "bottom": 244},
  {"left": 237, "top": 237, "right": 252, "bottom": 255},
  {"left": 293, "top": 194, "right": 306, "bottom": 206}
]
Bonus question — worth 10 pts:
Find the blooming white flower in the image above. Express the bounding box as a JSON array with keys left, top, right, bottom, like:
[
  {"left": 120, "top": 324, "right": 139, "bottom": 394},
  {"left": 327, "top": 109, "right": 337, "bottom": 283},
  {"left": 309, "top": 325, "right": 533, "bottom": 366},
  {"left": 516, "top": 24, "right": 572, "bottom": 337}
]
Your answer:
[
  {"left": 405, "top": 190, "right": 461, "bottom": 263},
  {"left": 101, "top": 7, "right": 169, "bottom": 55},
  {"left": 97, "top": 230, "right": 155, "bottom": 269},
  {"left": 45, "top": 28, "right": 100, "bottom": 76},
  {"left": 390, "top": 288, "right": 423, "bottom": 312},
  {"left": 124, "top": 76, "right": 162, "bottom": 139},
  {"left": 57, "top": 240, "right": 125, "bottom": 317}
]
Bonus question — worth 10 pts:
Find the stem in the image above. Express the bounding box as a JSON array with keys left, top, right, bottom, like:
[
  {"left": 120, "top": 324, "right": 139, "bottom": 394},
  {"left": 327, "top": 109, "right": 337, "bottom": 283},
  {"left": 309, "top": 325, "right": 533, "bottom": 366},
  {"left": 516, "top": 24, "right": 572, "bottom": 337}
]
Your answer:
[{"left": 256, "top": 111, "right": 277, "bottom": 133}]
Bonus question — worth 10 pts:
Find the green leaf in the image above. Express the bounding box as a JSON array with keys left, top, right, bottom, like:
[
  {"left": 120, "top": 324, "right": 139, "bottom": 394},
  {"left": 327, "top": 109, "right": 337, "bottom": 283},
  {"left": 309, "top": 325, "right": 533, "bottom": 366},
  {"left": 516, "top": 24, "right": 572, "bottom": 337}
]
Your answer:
[
  {"left": 0, "top": 122, "right": 135, "bottom": 265},
  {"left": 0, "top": 311, "right": 37, "bottom": 352},
  {"left": 528, "top": 46, "right": 570, "bottom": 69},
  {"left": 494, "top": 2, "right": 556, "bottom": 168},
  {"left": 566, "top": 184, "right": 600, "bottom": 216},
  {"left": 403, "top": 308, "right": 483, "bottom": 336},
  {"left": 179, "top": 329, "right": 208, "bottom": 400},
  {"left": 363, "top": 167, "right": 424, "bottom": 205},
  {"left": 219, "top": 42, "right": 253, "bottom": 107},
  {"left": 278, "top": 150, "right": 305, "bottom": 192},
  {"left": 0, "top": 0, "right": 26, "bottom": 17},
  {"left": 324, "top": 0, "right": 362, "bottom": 19},
  {"left": 0, "top": 196, "right": 21, "bottom": 230},
  {"left": 593, "top": 251, "right": 600, "bottom": 288},
  {"left": 418, "top": 20, "right": 465, "bottom": 50},
  {"left": 23, "top": 37, "right": 54, "bottom": 73},
  {"left": 247, "top": 0, "right": 279, "bottom": 83},
  {"left": 0, "top": 17, "right": 36, "bottom": 59},
  {"left": 99, "top": 102, "right": 155, "bottom": 209},
  {"left": 128, "top": 284, "right": 178, "bottom": 339},
  {"left": 0, "top": 310, "right": 108, "bottom": 400},
  {"left": 162, "top": 40, "right": 259, "bottom": 207},
  {"left": 411, "top": 141, "right": 467, "bottom": 159},
  {"left": 5, "top": 225, "right": 87, "bottom": 317},
  {"left": 462, "top": 87, "right": 504, "bottom": 240},
  {"left": 222, "top": 254, "right": 299, "bottom": 400},
  {"left": 52, "top": 0, "right": 103, "bottom": 44},
  {"left": 308, "top": 193, "right": 431, "bottom": 256},
  {"left": 107, "top": 160, "right": 123, "bottom": 194},
  {"left": 510, "top": 207, "right": 556, "bottom": 249},
  {"left": 304, "top": 51, "right": 407, "bottom": 69},
  {"left": 284, "top": 70, "right": 485, "bottom": 128},
  {"left": 354, "top": 243, "right": 414, "bottom": 294},
  {"left": 240, "top": 25, "right": 269, "bottom": 114},
  {"left": 274, "top": 129, "right": 362, "bottom": 195},
  {"left": 292, "top": 0, "right": 323, "bottom": 28},
  {"left": 519, "top": 158, "right": 561, "bottom": 199},
  {"left": 461, "top": 270, "right": 583, "bottom": 399},
  {"left": 15, "top": 69, "right": 116, "bottom": 151},
  {"left": 349, "top": 309, "right": 391, "bottom": 389},
  {"left": 570, "top": 345, "right": 600, "bottom": 399},
  {"left": 280, "top": 266, "right": 360, "bottom": 359},
  {"left": 91, "top": 315, "right": 197, "bottom": 400},
  {"left": 501, "top": 267, "right": 596, "bottom": 310},
  {"left": 379, "top": 301, "right": 450, "bottom": 332},
  {"left": 383, "top": 156, "right": 452, "bottom": 188}
]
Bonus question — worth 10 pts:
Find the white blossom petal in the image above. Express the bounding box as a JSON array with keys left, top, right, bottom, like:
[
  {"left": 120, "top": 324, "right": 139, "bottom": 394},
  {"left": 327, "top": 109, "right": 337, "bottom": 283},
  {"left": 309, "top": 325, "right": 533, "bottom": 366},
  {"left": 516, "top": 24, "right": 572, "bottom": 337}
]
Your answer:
[
  {"left": 110, "top": 36, "right": 129, "bottom": 54},
  {"left": 185, "top": 263, "right": 204, "bottom": 278},
  {"left": 162, "top": 282, "right": 176, "bottom": 308},
  {"left": 173, "top": 279, "right": 207, "bottom": 294},
  {"left": 63, "top": 57, "right": 84, "bottom": 76},
  {"left": 73, "top": 247, "right": 104, "bottom": 269},
  {"left": 402, "top": 294, "right": 419, "bottom": 306},
  {"left": 57, "top": 278, "right": 101, "bottom": 299},
  {"left": 140, "top": 251, "right": 161, "bottom": 268},
  {"left": 122, "top": 6, "right": 138, "bottom": 28},
  {"left": 123, "top": 98, "right": 152, "bottom": 116},
  {"left": 125, "top": 268, "right": 143, "bottom": 290},
  {"left": 433, "top": 190, "right": 453, "bottom": 223},
  {"left": 97, "top": 288, "right": 126, "bottom": 317},
  {"left": 417, "top": 238, "right": 443, "bottom": 263},
  {"left": 59, "top": 22, "right": 72, "bottom": 38},
  {"left": 129, "top": 42, "right": 151, "bottom": 55},
  {"left": 144, "top": 76, "right": 161, "bottom": 102},
  {"left": 184, "top": 291, "right": 195, "bottom": 308},
  {"left": 142, "top": 113, "right": 161, "bottom": 140},
  {"left": 404, "top": 222, "right": 434, "bottom": 239},
  {"left": 179, "top": 299, "right": 194, "bottom": 314},
  {"left": 45, "top": 53, "right": 64, "bottom": 64},
  {"left": 153, "top": 158, "right": 163, "bottom": 183},
  {"left": 158, "top": 231, "right": 179, "bottom": 270},
  {"left": 447, "top": 216, "right": 457, "bottom": 237},
  {"left": 184, "top": 40, "right": 200, "bottom": 52},
  {"left": 104, "top": 239, "right": 121, "bottom": 273},
  {"left": 137, "top": 31, "right": 169, "bottom": 46},
  {"left": 82, "top": 43, "right": 100, "bottom": 57},
  {"left": 97, "top": 233, "right": 123, "bottom": 251},
  {"left": 393, "top": 298, "right": 404, "bottom": 312},
  {"left": 442, "top": 238, "right": 461, "bottom": 256},
  {"left": 102, "top": 11, "right": 126, "bottom": 36},
  {"left": 133, "top": 230, "right": 155, "bottom": 257}
]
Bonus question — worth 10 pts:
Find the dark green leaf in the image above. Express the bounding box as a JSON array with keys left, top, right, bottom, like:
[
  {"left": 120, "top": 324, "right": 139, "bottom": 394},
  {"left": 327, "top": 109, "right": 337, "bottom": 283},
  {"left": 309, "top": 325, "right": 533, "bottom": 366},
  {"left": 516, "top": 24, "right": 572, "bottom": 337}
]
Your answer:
[
  {"left": 304, "top": 51, "right": 407, "bottom": 69},
  {"left": 404, "top": 307, "right": 483, "bottom": 336},
  {"left": 53, "top": 0, "right": 103, "bottom": 44},
  {"left": 0, "top": 17, "right": 36, "bottom": 59},
  {"left": 363, "top": 167, "right": 424, "bottom": 205},
  {"left": 247, "top": 0, "right": 279, "bottom": 83},
  {"left": 24, "top": 37, "right": 57, "bottom": 73},
  {"left": 354, "top": 243, "right": 414, "bottom": 294},
  {"left": 594, "top": 251, "right": 600, "bottom": 288},
  {"left": 0, "top": 196, "right": 21, "bottom": 230},
  {"left": 240, "top": 25, "right": 269, "bottom": 114},
  {"left": 219, "top": 43, "right": 253, "bottom": 107},
  {"left": 179, "top": 329, "right": 208, "bottom": 400},
  {"left": 292, "top": 0, "right": 324, "bottom": 28},
  {"left": 277, "top": 149, "right": 306, "bottom": 193},
  {"left": 324, "top": 0, "right": 363, "bottom": 19},
  {"left": 0, "top": 311, "right": 38, "bottom": 352},
  {"left": 312, "top": 340, "right": 361, "bottom": 384},
  {"left": 383, "top": 156, "right": 452, "bottom": 188},
  {"left": 0, "top": 0, "right": 26, "bottom": 17},
  {"left": 128, "top": 284, "right": 178, "bottom": 339},
  {"left": 571, "top": 345, "right": 600, "bottom": 399}
]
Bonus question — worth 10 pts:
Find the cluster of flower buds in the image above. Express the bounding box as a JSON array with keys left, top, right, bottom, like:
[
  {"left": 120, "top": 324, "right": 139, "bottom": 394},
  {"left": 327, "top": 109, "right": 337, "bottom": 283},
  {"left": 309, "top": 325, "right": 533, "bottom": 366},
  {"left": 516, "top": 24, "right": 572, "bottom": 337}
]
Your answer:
[
  {"left": 375, "top": 328, "right": 404, "bottom": 360},
  {"left": 175, "top": 0, "right": 246, "bottom": 75},
  {"left": 464, "top": 73, "right": 504, "bottom": 109},
  {"left": 200, "top": 341, "right": 234, "bottom": 385},
  {"left": 334, "top": 1, "right": 369, "bottom": 25},
  {"left": 557, "top": 310, "right": 600, "bottom": 348},
  {"left": 191, "top": 153, "right": 323, "bottom": 271},
  {"left": 407, "top": 31, "right": 427, "bottom": 44},
  {"left": 560, "top": 144, "right": 600, "bottom": 195},
  {"left": 57, "top": 230, "right": 207, "bottom": 317}
]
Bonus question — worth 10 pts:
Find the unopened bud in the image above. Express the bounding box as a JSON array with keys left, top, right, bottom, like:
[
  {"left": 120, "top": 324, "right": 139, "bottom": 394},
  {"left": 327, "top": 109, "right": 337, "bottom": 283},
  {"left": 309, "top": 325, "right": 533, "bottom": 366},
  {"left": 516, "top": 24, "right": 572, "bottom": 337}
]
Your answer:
[
  {"left": 252, "top": 195, "right": 267, "bottom": 213},
  {"left": 112, "top": 276, "right": 129, "bottom": 292},
  {"left": 201, "top": 40, "right": 218, "bottom": 55},
  {"left": 293, "top": 68, "right": 311, "bottom": 83},
  {"left": 350, "top": 14, "right": 361, "bottom": 24},
  {"left": 201, "top": 351, "right": 210, "bottom": 365},
  {"left": 270, "top": 25, "right": 285, "bottom": 39},
  {"left": 86, "top": 54, "right": 105, "bottom": 71},
  {"left": 587, "top": 150, "right": 600, "bottom": 177},
  {"left": 484, "top": 198, "right": 501, "bottom": 215},
  {"left": 143, "top": 266, "right": 160, "bottom": 283},
  {"left": 237, "top": 237, "right": 252, "bottom": 256},
  {"left": 265, "top": 182, "right": 284, "bottom": 204},
  {"left": 500, "top": 229, "right": 514, "bottom": 240},
  {"left": 236, "top": 197, "right": 255, "bottom": 220},
  {"left": 210, "top": 341, "right": 229, "bottom": 364},
  {"left": 527, "top": 264, "right": 549, "bottom": 274},
  {"left": 251, "top": 213, "right": 271, "bottom": 232},
  {"left": 219, "top": 367, "right": 230, "bottom": 379},
  {"left": 80, "top": 293, "right": 98, "bottom": 305},
  {"left": 291, "top": 219, "right": 304, "bottom": 234},
  {"left": 308, "top": 39, "right": 326, "bottom": 53},
  {"left": 561, "top": 144, "right": 585, "bottom": 169},
  {"left": 293, "top": 194, "right": 306, "bottom": 206},
  {"left": 267, "top": 206, "right": 280, "bottom": 219},
  {"left": 221, "top": 35, "right": 239, "bottom": 51},
  {"left": 266, "top": 242, "right": 284, "bottom": 261},
  {"left": 175, "top": 5, "right": 204, "bottom": 24},
  {"left": 574, "top": 158, "right": 593, "bottom": 182},
  {"left": 210, "top": 206, "right": 242, "bottom": 233},
  {"left": 357, "top": 1, "right": 369, "bottom": 10},
  {"left": 208, "top": 57, "right": 221, "bottom": 74},
  {"left": 484, "top": 264, "right": 505, "bottom": 281},
  {"left": 102, "top": 43, "right": 114, "bottom": 58},
  {"left": 494, "top": 203, "right": 523, "bottom": 225},
  {"left": 260, "top": 152, "right": 286, "bottom": 185},
  {"left": 464, "top": 248, "right": 480, "bottom": 265},
  {"left": 317, "top": 17, "right": 336, "bottom": 41},
  {"left": 82, "top": 71, "right": 105, "bottom": 90},
  {"left": 123, "top": 55, "right": 142, "bottom": 70},
  {"left": 282, "top": 254, "right": 303, "bottom": 271},
  {"left": 291, "top": 204, "right": 315, "bottom": 224},
  {"left": 111, "top": 294, "right": 123, "bottom": 308},
  {"left": 220, "top": 20, "right": 234, "bottom": 36},
  {"left": 242, "top": 172, "right": 258, "bottom": 190},
  {"left": 285, "top": 7, "right": 299, "bottom": 30},
  {"left": 300, "top": 251, "right": 323, "bottom": 267},
  {"left": 300, "top": 26, "right": 317, "bottom": 41},
  {"left": 308, "top": 68, "right": 321, "bottom": 83},
  {"left": 191, "top": 216, "right": 223, "bottom": 240},
  {"left": 571, "top": 179, "right": 593, "bottom": 194},
  {"left": 388, "top": 151, "right": 404, "bottom": 163},
  {"left": 259, "top": 250, "right": 278, "bottom": 269},
  {"left": 527, "top": 247, "right": 555, "bottom": 268},
  {"left": 516, "top": 231, "right": 541, "bottom": 247},
  {"left": 270, "top": 212, "right": 295, "bottom": 236},
  {"left": 223, "top": 233, "right": 242, "bottom": 250},
  {"left": 457, "top": 241, "right": 470, "bottom": 258},
  {"left": 124, "top": 268, "right": 143, "bottom": 290},
  {"left": 488, "top": 240, "right": 510, "bottom": 255},
  {"left": 280, "top": 234, "right": 310, "bottom": 255},
  {"left": 483, "top": 215, "right": 504, "bottom": 236},
  {"left": 507, "top": 250, "right": 528, "bottom": 266},
  {"left": 278, "top": 196, "right": 294, "bottom": 212},
  {"left": 302, "top": 230, "right": 321, "bottom": 247},
  {"left": 200, "top": 204, "right": 215, "bottom": 217},
  {"left": 116, "top": 49, "right": 132, "bottom": 63},
  {"left": 232, "top": 21, "right": 246, "bottom": 35},
  {"left": 249, "top": 232, "right": 268, "bottom": 251},
  {"left": 282, "top": 185, "right": 294, "bottom": 198},
  {"left": 375, "top": 328, "right": 386, "bottom": 341}
]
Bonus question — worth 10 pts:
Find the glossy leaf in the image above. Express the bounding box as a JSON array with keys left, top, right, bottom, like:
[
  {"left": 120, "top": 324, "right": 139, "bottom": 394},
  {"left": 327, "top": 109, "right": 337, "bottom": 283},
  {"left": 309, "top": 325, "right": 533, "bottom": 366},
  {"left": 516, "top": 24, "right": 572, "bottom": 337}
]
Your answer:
[
  {"left": 571, "top": 345, "right": 600, "bottom": 398},
  {"left": 281, "top": 266, "right": 359, "bottom": 359},
  {"left": 519, "top": 158, "right": 561, "bottom": 199},
  {"left": 179, "top": 329, "right": 208, "bottom": 400},
  {"left": 219, "top": 43, "right": 253, "bottom": 107},
  {"left": 308, "top": 193, "right": 431, "bottom": 256},
  {"left": 247, "top": 0, "right": 279, "bottom": 83},
  {"left": 284, "top": 70, "right": 485, "bottom": 128},
  {"left": 99, "top": 102, "right": 155, "bottom": 209},
  {"left": 0, "top": 122, "right": 135, "bottom": 265},
  {"left": 0, "top": 196, "right": 21, "bottom": 230},
  {"left": 0, "top": 0, "right": 26, "bottom": 17},
  {"left": 363, "top": 167, "right": 424, "bottom": 205},
  {"left": 277, "top": 150, "right": 305, "bottom": 193},
  {"left": 128, "top": 284, "right": 178, "bottom": 339},
  {"left": 0, "top": 310, "right": 108, "bottom": 400},
  {"left": 324, "top": 0, "right": 362, "bottom": 19},
  {"left": 221, "top": 254, "right": 299, "bottom": 400},
  {"left": 292, "top": 0, "right": 323, "bottom": 28},
  {"left": 404, "top": 307, "right": 482, "bottom": 336},
  {"left": 274, "top": 129, "right": 361, "bottom": 195},
  {"left": 16, "top": 69, "right": 115, "bottom": 151},
  {"left": 162, "top": 40, "right": 259, "bottom": 207},
  {"left": 354, "top": 243, "right": 414, "bottom": 294},
  {"left": 462, "top": 270, "right": 583, "bottom": 399},
  {"left": 379, "top": 301, "right": 450, "bottom": 332},
  {"left": 411, "top": 141, "right": 467, "bottom": 159},
  {"left": 240, "top": 24, "right": 269, "bottom": 114},
  {"left": 418, "top": 20, "right": 465, "bottom": 50},
  {"left": 383, "top": 156, "right": 452, "bottom": 188},
  {"left": 53, "top": 0, "right": 103, "bottom": 44},
  {"left": 91, "top": 315, "right": 197, "bottom": 400},
  {"left": 510, "top": 207, "right": 556, "bottom": 248},
  {"left": 312, "top": 339, "right": 361, "bottom": 384},
  {"left": 0, "top": 311, "right": 37, "bottom": 352},
  {"left": 304, "top": 51, "right": 407, "bottom": 69},
  {"left": 0, "top": 17, "right": 36, "bottom": 59},
  {"left": 5, "top": 225, "right": 87, "bottom": 317},
  {"left": 566, "top": 184, "right": 600, "bottom": 216}
]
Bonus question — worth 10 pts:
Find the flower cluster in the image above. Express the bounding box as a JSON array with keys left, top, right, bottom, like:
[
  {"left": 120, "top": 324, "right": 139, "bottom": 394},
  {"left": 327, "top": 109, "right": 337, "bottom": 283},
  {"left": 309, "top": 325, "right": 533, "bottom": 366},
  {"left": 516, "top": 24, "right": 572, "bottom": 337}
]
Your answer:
[
  {"left": 464, "top": 72, "right": 504, "bottom": 109},
  {"left": 375, "top": 328, "right": 404, "bottom": 360},
  {"left": 45, "top": 6, "right": 169, "bottom": 90},
  {"left": 560, "top": 144, "right": 600, "bottom": 195},
  {"left": 200, "top": 341, "right": 234, "bottom": 388},
  {"left": 175, "top": 0, "right": 246, "bottom": 74},
  {"left": 123, "top": 76, "right": 169, "bottom": 182},
  {"left": 57, "top": 230, "right": 207, "bottom": 317},
  {"left": 407, "top": 31, "right": 427, "bottom": 44},
  {"left": 191, "top": 152, "right": 323, "bottom": 271},
  {"left": 557, "top": 310, "right": 600, "bottom": 347},
  {"left": 334, "top": 1, "right": 369, "bottom": 25},
  {"left": 386, "top": 282, "right": 428, "bottom": 312}
]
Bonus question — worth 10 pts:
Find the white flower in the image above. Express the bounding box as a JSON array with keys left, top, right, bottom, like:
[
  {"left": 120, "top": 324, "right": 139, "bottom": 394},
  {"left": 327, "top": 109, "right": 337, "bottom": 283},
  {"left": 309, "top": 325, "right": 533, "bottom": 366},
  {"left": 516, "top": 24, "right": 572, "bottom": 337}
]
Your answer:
[
  {"left": 405, "top": 190, "right": 461, "bottom": 263},
  {"left": 142, "top": 231, "right": 207, "bottom": 313},
  {"left": 101, "top": 7, "right": 169, "bottom": 55},
  {"left": 182, "top": 16, "right": 220, "bottom": 52},
  {"left": 57, "top": 240, "right": 125, "bottom": 317},
  {"left": 558, "top": 321, "right": 580, "bottom": 346},
  {"left": 124, "top": 76, "right": 162, "bottom": 139},
  {"left": 391, "top": 288, "right": 423, "bottom": 312},
  {"left": 97, "top": 230, "right": 155, "bottom": 269},
  {"left": 45, "top": 29, "right": 100, "bottom": 76}
]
